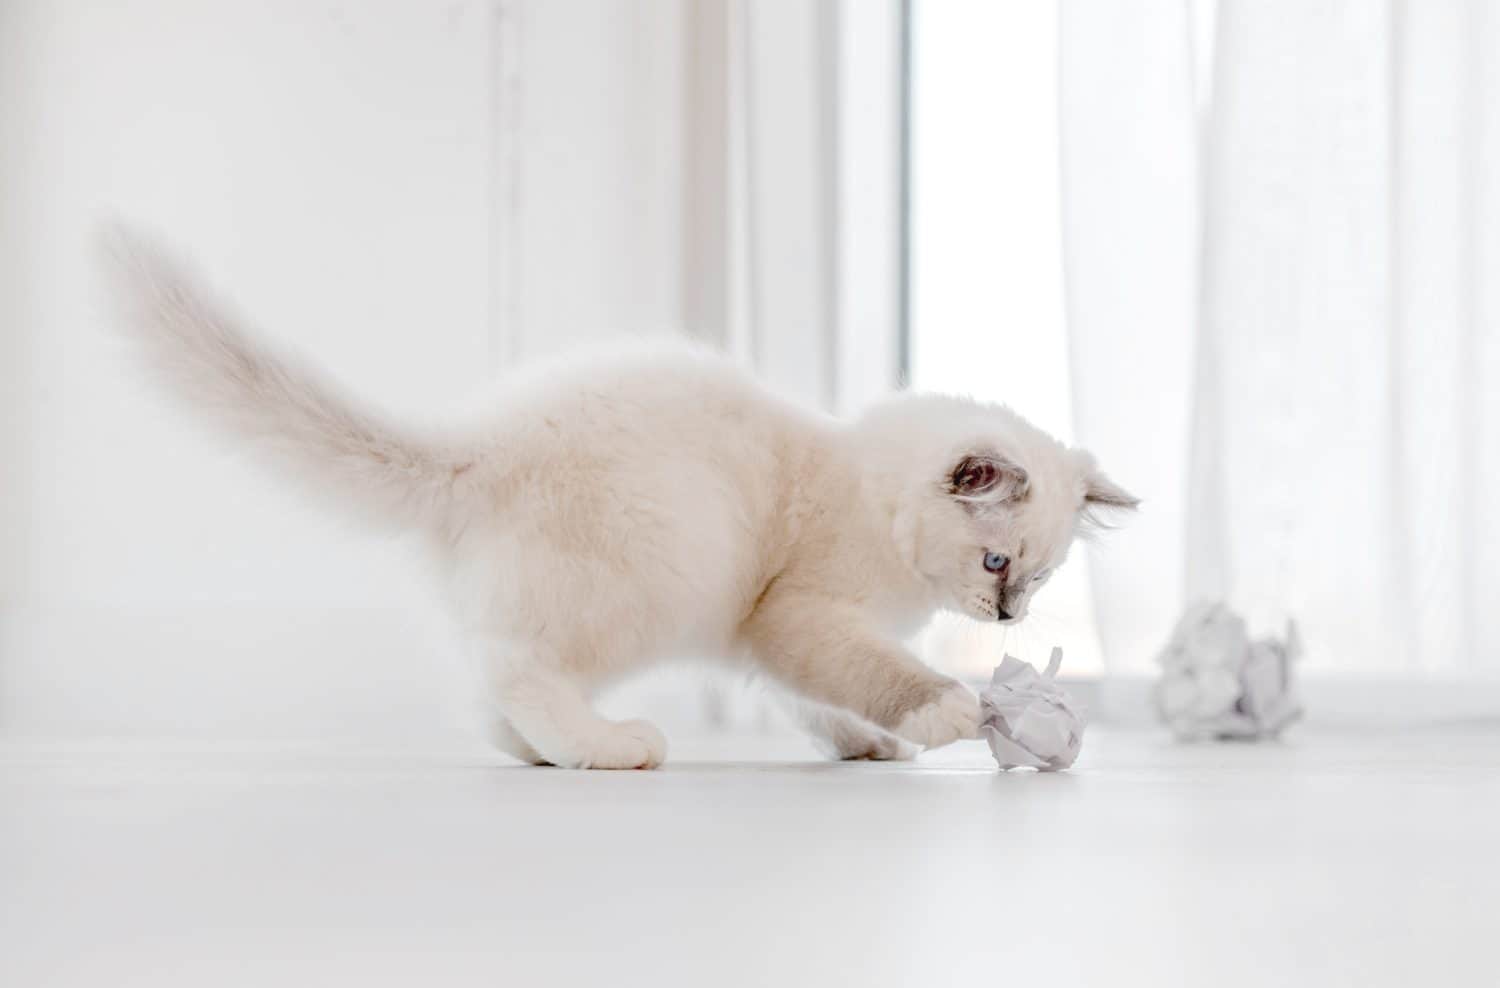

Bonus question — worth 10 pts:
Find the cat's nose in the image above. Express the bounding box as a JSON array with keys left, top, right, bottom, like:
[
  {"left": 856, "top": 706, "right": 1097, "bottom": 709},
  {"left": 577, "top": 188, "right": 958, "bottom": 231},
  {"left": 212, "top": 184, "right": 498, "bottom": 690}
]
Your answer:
[{"left": 996, "top": 606, "right": 1013, "bottom": 622}]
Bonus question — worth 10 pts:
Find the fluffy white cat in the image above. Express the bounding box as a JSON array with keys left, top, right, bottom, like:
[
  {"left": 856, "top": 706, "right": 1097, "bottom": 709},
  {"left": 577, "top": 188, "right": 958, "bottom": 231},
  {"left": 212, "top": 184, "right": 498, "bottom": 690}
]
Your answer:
[{"left": 105, "top": 228, "right": 1137, "bottom": 769}]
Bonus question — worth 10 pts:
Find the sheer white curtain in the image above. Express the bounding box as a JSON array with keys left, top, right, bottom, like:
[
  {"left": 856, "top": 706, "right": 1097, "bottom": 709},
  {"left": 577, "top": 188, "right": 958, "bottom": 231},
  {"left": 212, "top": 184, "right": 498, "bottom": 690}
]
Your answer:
[
  {"left": 1062, "top": 0, "right": 1500, "bottom": 680},
  {"left": 1058, "top": 0, "right": 1202, "bottom": 677}
]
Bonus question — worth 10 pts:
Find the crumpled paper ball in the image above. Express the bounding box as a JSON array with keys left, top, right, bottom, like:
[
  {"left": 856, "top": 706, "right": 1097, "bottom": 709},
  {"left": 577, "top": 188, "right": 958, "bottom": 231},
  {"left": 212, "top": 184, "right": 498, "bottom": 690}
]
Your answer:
[
  {"left": 1154, "top": 601, "right": 1302, "bottom": 740},
  {"left": 979, "top": 647, "right": 1085, "bottom": 771}
]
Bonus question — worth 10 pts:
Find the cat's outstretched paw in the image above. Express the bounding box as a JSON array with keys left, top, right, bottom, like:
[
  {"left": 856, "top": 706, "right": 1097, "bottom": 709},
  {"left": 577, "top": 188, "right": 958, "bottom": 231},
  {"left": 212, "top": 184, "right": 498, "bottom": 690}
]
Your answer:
[
  {"left": 892, "top": 682, "right": 980, "bottom": 750},
  {"left": 575, "top": 719, "right": 668, "bottom": 770}
]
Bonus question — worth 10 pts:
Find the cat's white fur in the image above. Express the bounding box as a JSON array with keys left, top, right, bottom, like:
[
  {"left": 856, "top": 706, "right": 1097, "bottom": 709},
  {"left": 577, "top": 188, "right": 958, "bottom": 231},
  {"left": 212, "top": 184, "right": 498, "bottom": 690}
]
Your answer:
[{"left": 105, "top": 228, "right": 1137, "bottom": 769}]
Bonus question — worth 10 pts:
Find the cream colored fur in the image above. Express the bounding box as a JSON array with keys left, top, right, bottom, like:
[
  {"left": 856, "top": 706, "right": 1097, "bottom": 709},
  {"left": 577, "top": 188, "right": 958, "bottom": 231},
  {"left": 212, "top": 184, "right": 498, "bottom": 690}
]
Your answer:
[{"left": 104, "top": 228, "right": 1137, "bottom": 769}]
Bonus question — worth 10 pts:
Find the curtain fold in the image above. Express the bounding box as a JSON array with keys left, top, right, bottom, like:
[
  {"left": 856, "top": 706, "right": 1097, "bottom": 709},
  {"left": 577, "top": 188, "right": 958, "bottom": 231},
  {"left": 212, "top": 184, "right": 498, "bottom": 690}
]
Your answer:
[
  {"left": 1063, "top": 0, "right": 1500, "bottom": 678},
  {"left": 1059, "top": 0, "right": 1202, "bottom": 673}
]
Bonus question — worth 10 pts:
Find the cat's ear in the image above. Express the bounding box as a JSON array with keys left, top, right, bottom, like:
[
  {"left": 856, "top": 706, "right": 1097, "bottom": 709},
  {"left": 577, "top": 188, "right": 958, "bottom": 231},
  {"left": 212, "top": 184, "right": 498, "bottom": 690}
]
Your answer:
[
  {"left": 1083, "top": 471, "right": 1139, "bottom": 511},
  {"left": 949, "top": 453, "right": 1029, "bottom": 503},
  {"left": 1070, "top": 449, "right": 1140, "bottom": 517}
]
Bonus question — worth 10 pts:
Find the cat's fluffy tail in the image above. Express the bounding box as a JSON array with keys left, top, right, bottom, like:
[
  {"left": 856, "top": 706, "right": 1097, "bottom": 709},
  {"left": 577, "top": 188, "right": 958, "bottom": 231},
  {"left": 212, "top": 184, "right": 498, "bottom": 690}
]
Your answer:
[{"left": 102, "top": 224, "right": 475, "bottom": 532}]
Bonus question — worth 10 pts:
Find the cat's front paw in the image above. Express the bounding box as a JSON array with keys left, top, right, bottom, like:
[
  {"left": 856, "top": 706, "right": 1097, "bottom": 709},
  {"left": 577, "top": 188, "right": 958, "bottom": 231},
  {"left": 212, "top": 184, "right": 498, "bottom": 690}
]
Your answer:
[{"left": 892, "top": 682, "right": 980, "bottom": 750}]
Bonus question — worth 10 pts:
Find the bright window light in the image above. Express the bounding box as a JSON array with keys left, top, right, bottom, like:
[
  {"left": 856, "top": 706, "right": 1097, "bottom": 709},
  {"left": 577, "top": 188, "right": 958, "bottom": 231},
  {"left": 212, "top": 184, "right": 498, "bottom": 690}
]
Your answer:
[{"left": 908, "top": 0, "right": 1105, "bottom": 677}]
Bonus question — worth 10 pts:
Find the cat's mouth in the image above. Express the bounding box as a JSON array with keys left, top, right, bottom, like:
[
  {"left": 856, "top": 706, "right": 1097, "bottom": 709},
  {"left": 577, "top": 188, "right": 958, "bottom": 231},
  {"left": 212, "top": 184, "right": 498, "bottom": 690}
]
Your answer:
[
  {"left": 972, "top": 590, "right": 1020, "bottom": 623},
  {"left": 972, "top": 594, "right": 1017, "bottom": 623}
]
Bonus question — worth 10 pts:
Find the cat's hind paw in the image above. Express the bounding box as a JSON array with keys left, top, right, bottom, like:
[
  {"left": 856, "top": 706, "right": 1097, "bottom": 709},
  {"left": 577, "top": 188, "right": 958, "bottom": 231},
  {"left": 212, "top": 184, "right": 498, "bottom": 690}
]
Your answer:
[{"left": 574, "top": 719, "right": 668, "bottom": 770}]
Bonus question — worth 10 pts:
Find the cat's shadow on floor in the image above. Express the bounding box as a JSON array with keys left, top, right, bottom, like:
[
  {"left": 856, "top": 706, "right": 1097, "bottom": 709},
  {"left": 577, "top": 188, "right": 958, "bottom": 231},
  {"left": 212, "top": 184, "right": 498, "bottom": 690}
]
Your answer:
[{"left": 483, "top": 760, "right": 1067, "bottom": 778}]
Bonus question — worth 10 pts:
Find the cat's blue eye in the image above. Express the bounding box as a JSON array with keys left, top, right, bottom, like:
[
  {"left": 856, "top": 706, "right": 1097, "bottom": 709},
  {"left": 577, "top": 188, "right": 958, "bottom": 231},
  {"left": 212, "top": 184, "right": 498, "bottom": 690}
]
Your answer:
[{"left": 983, "top": 552, "right": 1009, "bottom": 574}]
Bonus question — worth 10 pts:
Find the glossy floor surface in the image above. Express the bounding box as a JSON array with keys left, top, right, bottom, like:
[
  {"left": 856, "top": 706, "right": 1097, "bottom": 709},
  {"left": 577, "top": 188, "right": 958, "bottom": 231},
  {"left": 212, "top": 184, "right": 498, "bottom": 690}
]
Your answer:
[{"left": 3, "top": 726, "right": 1497, "bottom": 987}]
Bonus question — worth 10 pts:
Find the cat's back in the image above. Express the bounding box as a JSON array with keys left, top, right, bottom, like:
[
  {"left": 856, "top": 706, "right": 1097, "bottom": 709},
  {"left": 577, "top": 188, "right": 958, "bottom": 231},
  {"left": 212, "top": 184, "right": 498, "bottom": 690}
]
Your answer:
[
  {"left": 488, "top": 340, "right": 823, "bottom": 457},
  {"left": 497, "top": 339, "right": 763, "bottom": 408},
  {"left": 467, "top": 340, "right": 838, "bottom": 538},
  {"left": 460, "top": 341, "right": 830, "bottom": 646}
]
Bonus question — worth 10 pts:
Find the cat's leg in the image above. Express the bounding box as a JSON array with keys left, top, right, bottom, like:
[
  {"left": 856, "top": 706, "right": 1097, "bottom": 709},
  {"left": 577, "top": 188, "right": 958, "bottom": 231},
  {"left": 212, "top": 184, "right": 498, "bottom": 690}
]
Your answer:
[
  {"left": 744, "top": 595, "right": 979, "bottom": 750},
  {"left": 491, "top": 658, "right": 667, "bottom": 770},
  {"left": 797, "top": 703, "right": 919, "bottom": 761}
]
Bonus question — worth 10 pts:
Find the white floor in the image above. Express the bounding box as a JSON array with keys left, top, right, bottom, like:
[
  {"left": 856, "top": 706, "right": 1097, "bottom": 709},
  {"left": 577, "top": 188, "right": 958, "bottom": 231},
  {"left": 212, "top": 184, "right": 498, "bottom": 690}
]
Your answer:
[{"left": 3, "top": 726, "right": 1497, "bottom": 988}]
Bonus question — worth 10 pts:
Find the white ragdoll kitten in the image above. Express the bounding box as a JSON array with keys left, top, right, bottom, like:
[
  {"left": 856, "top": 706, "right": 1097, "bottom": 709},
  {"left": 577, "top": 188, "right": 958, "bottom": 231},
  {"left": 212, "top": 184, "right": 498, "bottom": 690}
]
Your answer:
[{"left": 106, "top": 229, "right": 1137, "bottom": 769}]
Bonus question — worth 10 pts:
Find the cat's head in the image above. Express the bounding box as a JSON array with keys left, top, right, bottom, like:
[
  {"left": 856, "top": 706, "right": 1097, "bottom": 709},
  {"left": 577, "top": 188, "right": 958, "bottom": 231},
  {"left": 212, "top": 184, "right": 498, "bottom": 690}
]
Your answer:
[{"left": 858, "top": 394, "right": 1137, "bottom": 623}]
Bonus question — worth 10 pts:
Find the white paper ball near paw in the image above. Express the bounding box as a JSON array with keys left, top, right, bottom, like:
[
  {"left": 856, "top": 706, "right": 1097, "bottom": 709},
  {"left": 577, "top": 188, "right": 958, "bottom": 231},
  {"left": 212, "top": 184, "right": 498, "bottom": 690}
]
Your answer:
[{"left": 978, "top": 647, "right": 1085, "bottom": 771}]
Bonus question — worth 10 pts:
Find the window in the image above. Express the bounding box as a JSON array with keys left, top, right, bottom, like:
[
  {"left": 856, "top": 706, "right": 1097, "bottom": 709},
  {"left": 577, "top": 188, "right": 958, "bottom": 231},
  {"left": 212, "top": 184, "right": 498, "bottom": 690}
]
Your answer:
[{"left": 907, "top": 0, "right": 1105, "bottom": 677}]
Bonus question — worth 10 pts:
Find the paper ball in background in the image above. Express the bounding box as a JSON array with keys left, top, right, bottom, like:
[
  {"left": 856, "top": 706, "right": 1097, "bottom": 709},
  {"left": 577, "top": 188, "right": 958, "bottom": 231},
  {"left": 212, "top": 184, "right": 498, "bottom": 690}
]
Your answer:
[{"left": 1154, "top": 601, "right": 1302, "bottom": 741}]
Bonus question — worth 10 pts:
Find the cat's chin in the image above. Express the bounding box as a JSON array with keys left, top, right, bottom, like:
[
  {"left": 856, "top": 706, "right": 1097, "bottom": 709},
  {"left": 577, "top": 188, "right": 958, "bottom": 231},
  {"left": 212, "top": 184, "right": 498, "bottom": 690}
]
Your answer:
[
  {"left": 957, "top": 601, "right": 1023, "bottom": 625},
  {"left": 958, "top": 596, "right": 1003, "bottom": 623}
]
